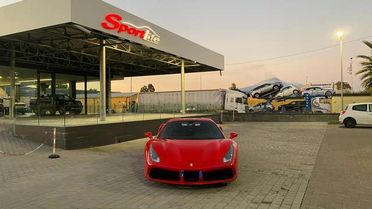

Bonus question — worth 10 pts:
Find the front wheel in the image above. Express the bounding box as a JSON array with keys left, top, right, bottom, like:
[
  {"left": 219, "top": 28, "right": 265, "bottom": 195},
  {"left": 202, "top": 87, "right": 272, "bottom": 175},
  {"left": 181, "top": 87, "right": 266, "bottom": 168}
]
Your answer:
[
  {"left": 344, "top": 118, "right": 356, "bottom": 128},
  {"left": 325, "top": 91, "right": 332, "bottom": 98},
  {"left": 253, "top": 93, "right": 260, "bottom": 98},
  {"left": 72, "top": 110, "right": 82, "bottom": 115},
  {"left": 273, "top": 85, "right": 280, "bottom": 91},
  {"left": 293, "top": 89, "right": 300, "bottom": 95},
  {"left": 58, "top": 107, "right": 66, "bottom": 115}
]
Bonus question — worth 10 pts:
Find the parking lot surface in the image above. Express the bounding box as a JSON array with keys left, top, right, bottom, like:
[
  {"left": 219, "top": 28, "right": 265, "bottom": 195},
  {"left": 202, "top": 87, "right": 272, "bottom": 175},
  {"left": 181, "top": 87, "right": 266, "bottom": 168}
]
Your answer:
[
  {"left": 0, "top": 122, "right": 327, "bottom": 209},
  {"left": 301, "top": 125, "right": 372, "bottom": 209}
]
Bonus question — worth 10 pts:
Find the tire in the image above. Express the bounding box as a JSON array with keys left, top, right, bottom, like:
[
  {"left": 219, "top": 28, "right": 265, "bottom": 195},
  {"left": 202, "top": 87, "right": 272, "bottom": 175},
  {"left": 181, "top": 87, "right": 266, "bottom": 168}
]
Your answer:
[
  {"left": 58, "top": 107, "right": 66, "bottom": 115},
  {"left": 72, "top": 110, "right": 82, "bottom": 115},
  {"left": 273, "top": 85, "right": 279, "bottom": 91},
  {"left": 50, "top": 110, "right": 56, "bottom": 116},
  {"left": 293, "top": 89, "right": 299, "bottom": 95},
  {"left": 344, "top": 118, "right": 356, "bottom": 128},
  {"left": 216, "top": 183, "right": 228, "bottom": 187},
  {"left": 33, "top": 109, "right": 39, "bottom": 116},
  {"left": 253, "top": 93, "right": 260, "bottom": 98},
  {"left": 325, "top": 91, "right": 332, "bottom": 98}
]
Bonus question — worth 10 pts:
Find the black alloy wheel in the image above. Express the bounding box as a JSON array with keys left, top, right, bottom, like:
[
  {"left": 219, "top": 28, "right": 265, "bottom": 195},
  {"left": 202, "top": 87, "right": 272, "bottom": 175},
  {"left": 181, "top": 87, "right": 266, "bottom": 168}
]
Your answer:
[{"left": 344, "top": 118, "right": 356, "bottom": 128}]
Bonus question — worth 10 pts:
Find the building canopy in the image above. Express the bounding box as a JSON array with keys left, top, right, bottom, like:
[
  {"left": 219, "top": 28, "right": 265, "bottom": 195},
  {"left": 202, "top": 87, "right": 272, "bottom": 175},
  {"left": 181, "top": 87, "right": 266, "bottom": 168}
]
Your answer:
[{"left": 0, "top": 0, "right": 224, "bottom": 79}]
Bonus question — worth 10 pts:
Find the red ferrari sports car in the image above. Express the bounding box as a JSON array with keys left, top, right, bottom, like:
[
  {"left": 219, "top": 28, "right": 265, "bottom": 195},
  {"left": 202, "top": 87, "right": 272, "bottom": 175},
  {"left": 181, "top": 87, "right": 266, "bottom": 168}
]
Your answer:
[{"left": 144, "top": 118, "right": 238, "bottom": 185}]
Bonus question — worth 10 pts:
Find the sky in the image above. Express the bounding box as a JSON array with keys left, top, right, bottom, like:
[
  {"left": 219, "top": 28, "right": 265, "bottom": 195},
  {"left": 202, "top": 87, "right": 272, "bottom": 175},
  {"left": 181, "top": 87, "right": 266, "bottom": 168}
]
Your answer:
[{"left": 101, "top": 0, "right": 372, "bottom": 93}]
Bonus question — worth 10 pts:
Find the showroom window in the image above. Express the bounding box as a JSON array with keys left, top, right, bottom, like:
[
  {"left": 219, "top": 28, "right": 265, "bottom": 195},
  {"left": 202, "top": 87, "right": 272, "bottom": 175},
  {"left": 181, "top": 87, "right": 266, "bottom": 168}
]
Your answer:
[
  {"left": 352, "top": 104, "right": 367, "bottom": 112},
  {"left": 369, "top": 104, "right": 372, "bottom": 112}
]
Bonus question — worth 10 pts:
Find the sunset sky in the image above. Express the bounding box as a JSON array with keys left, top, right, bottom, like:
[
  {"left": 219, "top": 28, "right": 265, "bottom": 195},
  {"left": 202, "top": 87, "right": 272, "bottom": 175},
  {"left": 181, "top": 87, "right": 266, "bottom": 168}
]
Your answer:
[{"left": 100, "top": 0, "right": 372, "bottom": 93}]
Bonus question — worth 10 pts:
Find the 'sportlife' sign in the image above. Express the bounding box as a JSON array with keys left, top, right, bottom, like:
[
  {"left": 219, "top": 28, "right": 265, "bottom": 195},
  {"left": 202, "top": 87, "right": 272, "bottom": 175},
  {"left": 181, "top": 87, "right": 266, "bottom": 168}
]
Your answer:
[{"left": 101, "top": 13, "right": 160, "bottom": 45}]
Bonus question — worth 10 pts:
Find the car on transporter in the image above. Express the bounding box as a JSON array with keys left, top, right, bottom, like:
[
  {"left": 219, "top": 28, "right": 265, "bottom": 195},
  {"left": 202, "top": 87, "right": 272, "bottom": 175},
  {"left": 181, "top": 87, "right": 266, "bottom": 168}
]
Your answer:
[
  {"left": 301, "top": 86, "right": 335, "bottom": 98},
  {"left": 275, "top": 85, "right": 301, "bottom": 98},
  {"left": 250, "top": 82, "right": 283, "bottom": 98},
  {"left": 144, "top": 118, "right": 238, "bottom": 185},
  {"left": 339, "top": 103, "right": 372, "bottom": 128}
]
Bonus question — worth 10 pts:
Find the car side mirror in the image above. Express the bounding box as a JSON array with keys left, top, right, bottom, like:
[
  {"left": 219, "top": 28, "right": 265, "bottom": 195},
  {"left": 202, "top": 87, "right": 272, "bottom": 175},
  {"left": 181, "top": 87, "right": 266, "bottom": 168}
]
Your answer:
[
  {"left": 230, "top": 132, "right": 238, "bottom": 140},
  {"left": 144, "top": 132, "right": 153, "bottom": 140}
]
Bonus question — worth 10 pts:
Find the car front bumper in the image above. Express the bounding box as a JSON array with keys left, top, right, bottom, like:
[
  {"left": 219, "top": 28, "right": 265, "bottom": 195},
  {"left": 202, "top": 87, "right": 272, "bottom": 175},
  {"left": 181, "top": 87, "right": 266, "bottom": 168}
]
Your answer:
[{"left": 145, "top": 164, "right": 237, "bottom": 185}]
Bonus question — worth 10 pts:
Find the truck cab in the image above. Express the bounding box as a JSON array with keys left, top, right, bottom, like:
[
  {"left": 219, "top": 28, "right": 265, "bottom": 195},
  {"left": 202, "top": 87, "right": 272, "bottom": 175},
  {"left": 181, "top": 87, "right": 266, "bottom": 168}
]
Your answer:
[{"left": 224, "top": 90, "right": 248, "bottom": 113}]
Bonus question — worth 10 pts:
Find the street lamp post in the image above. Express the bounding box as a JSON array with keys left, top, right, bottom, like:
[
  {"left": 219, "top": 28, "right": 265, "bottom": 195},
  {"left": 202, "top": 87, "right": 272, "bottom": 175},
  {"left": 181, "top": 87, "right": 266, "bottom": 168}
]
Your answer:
[{"left": 337, "top": 31, "right": 344, "bottom": 111}]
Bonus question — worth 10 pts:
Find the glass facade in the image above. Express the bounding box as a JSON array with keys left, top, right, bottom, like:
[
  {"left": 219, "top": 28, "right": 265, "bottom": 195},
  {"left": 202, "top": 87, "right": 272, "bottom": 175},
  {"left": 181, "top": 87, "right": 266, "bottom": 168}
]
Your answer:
[{"left": 0, "top": 66, "right": 92, "bottom": 118}]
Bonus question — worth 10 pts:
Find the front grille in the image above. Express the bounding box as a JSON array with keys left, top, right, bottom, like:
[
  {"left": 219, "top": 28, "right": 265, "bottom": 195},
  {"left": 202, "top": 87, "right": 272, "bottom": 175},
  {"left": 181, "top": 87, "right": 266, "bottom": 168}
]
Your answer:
[
  {"left": 184, "top": 171, "right": 200, "bottom": 182},
  {"left": 149, "top": 168, "right": 180, "bottom": 181},
  {"left": 203, "top": 169, "right": 234, "bottom": 181}
]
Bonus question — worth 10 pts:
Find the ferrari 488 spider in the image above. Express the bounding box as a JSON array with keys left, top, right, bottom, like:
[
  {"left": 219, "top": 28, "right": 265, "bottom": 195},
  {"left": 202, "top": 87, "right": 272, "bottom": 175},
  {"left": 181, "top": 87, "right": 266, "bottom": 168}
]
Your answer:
[{"left": 144, "top": 118, "right": 238, "bottom": 185}]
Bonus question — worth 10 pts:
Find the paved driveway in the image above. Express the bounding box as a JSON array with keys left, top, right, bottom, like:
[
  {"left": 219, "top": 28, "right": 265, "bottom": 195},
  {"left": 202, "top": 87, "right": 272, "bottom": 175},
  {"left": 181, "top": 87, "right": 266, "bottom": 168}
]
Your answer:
[
  {"left": 301, "top": 125, "right": 372, "bottom": 209},
  {"left": 0, "top": 122, "right": 327, "bottom": 209}
]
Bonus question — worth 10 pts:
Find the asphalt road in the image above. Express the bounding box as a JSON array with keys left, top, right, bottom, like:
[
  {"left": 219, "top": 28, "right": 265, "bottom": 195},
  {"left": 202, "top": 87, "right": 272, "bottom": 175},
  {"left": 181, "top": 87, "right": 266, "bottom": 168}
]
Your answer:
[{"left": 301, "top": 125, "right": 372, "bottom": 209}]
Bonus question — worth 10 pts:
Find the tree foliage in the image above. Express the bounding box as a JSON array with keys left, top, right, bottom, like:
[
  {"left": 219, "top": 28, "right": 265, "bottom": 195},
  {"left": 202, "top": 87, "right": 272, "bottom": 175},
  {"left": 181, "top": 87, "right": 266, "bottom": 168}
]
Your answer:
[
  {"left": 356, "top": 41, "right": 372, "bottom": 90},
  {"left": 140, "top": 84, "right": 156, "bottom": 93},
  {"left": 229, "top": 83, "right": 237, "bottom": 90}
]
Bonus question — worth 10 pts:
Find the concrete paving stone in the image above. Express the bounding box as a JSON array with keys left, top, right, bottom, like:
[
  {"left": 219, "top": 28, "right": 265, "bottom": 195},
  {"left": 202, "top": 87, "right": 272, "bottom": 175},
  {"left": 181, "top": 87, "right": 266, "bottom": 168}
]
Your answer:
[{"left": 0, "top": 122, "right": 328, "bottom": 209}]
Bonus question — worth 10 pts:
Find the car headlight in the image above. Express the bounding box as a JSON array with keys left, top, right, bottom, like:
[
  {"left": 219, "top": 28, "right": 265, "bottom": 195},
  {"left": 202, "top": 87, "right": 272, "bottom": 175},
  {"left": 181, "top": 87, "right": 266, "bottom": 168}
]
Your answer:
[
  {"left": 223, "top": 144, "right": 234, "bottom": 163},
  {"left": 149, "top": 144, "right": 160, "bottom": 163}
]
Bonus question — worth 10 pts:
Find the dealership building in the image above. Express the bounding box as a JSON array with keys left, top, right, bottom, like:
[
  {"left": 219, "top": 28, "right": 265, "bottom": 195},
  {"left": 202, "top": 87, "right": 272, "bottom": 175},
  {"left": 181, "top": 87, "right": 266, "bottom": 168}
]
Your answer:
[{"left": 0, "top": 0, "right": 224, "bottom": 121}]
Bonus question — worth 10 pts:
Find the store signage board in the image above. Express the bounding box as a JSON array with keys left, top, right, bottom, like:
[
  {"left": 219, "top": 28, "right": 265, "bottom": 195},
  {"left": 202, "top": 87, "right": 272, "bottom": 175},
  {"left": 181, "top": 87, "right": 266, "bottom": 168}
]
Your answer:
[{"left": 101, "top": 13, "right": 160, "bottom": 45}]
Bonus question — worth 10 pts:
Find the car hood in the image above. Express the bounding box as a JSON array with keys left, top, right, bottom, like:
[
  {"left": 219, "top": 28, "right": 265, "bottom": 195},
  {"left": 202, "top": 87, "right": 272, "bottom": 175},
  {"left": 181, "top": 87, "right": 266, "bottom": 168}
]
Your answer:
[{"left": 151, "top": 139, "right": 232, "bottom": 169}]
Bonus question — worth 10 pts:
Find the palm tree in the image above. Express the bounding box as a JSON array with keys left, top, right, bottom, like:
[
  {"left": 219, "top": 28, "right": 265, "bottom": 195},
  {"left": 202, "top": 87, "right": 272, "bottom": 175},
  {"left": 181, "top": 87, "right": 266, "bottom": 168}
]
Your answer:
[{"left": 356, "top": 41, "right": 372, "bottom": 90}]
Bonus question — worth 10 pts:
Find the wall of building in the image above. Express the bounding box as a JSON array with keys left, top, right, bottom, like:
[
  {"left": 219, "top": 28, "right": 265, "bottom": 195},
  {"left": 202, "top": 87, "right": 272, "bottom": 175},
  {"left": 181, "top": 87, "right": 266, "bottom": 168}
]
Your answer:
[{"left": 331, "top": 95, "right": 372, "bottom": 113}]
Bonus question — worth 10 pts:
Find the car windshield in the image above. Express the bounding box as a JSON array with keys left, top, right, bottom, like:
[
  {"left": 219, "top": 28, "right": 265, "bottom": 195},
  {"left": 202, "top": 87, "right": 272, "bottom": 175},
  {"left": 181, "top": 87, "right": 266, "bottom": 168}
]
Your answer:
[{"left": 158, "top": 121, "right": 224, "bottom": 140}]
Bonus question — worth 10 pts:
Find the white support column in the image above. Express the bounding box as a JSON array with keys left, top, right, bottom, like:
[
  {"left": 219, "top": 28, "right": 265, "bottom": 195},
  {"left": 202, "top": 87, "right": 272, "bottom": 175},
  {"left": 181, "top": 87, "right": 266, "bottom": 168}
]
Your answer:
[
  {"left": 181, "top": 60, "right": 185, "bottom": 115},
  {"left": 106, "top": 65, "right": 112, "bottom": 115},
  {"left": 339, "top": 38, "right": 344, "bottom": 110},
  {"left": 9, "top": 44, "right": 16, "bottom": 119},
  {"left": 99, "top": 40, "right": 106, "bottom": 121}
]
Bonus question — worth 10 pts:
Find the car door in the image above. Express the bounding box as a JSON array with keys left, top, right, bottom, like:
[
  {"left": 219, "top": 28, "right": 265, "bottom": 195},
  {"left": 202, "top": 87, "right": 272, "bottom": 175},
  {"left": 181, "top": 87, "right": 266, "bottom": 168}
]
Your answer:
[
  {"left": 368, "top": 104, "right": 372, "bottom": 124},
  {"left": 351, "top": 104, "right": 368, "bottom": 124},
  {"left": 313, "top": 87, "right": 322, "bottom": 96},
  {"left": 306, "top": 87, "right": 315, "bottom": 96},
  {"left": 282, "top": 86, "right": 290, "bottom": 96},
  {"left": 260, "top": 84, "right": 271, "bottom": 94}
]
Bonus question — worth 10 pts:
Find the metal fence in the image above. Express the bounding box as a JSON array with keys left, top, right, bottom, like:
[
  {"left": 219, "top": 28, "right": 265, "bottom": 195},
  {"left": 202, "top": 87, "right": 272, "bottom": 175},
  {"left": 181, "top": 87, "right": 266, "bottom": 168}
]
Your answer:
[{"left": 2, "top": 104, "right": 220, "bottom": 127}]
